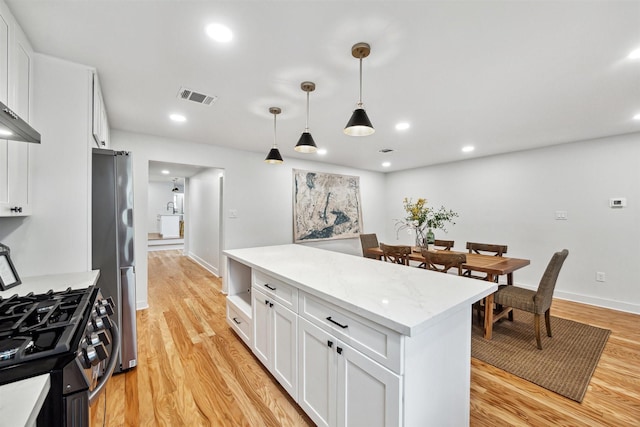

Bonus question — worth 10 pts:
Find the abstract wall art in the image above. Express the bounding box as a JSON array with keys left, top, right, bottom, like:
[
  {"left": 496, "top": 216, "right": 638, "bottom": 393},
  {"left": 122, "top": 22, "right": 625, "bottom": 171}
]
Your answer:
[{"left": 293, "top": 169, "right": 363, "bottom": 242}]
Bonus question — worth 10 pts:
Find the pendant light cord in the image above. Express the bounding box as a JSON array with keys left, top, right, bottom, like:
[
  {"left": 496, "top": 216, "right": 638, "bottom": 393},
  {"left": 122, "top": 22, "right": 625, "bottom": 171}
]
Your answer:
[
  {"left": 358, "top": 56, "right": 363, "bottom": 107},
  {"left": 272, "top": 112, "right": 277, "bottom": 148},
  {"left": 305, "top": 90, "right": 310, "bottom": 131}
]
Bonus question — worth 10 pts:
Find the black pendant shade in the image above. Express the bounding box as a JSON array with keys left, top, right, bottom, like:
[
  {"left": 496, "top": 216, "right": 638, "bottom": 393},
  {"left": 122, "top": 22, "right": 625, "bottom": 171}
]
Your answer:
[
  {"left": 265, "top": 147, "right": 283, "bottom": 163},
  {"left": 345, "top": 108, "right": 374, "bottom": 136},
  {"left": 294, "top": 132, "right": 317, "bottom": 153}
]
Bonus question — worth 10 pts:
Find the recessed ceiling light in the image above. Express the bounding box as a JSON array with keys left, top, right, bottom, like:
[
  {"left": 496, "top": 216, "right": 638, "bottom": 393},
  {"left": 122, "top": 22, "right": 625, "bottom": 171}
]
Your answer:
[
  {"left": 628, "top": 48, "right": 640, "bottom": 59},
  {"left": 0, "top": 129, "right": 12, "bottom": 136},
  {"left": 170, "top": 114, "right": 186, "bottom": 122},
  {"left": 382, "top": 161, "right": 391, "bottom": 168},
  {"left": 633, "top": 113, "right": 640, "bottom": 120},
  {"left": 206, "top": 23, "right": 233, "bottom": 43},
  {"left": 395, "top": 122, "right": 410, "bottom": 131},
  {"left": 462, "top": 145, "right": 475, "bottom": 153},
  {"left": 161, "top": 170, "right": 170, "bottom": 175},
  {"left": 316, "top": 148, "right": 327, "bottom": 155}
]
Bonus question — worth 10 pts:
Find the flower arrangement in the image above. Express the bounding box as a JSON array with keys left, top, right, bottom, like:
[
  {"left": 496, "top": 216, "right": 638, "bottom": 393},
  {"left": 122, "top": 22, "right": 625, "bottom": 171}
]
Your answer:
[{"left": 395, "top": 197, "right": 459, "bottom": 246}]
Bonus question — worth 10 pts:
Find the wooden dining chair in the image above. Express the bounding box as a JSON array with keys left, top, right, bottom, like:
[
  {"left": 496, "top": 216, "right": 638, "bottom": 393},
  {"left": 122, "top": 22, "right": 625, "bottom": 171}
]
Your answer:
[
  {"left": 466, "top": 242, "right": 508, "bottom": 256},
  {"left": 492, "top": 249, "right": 569, "bottom": 350},
  {"left": 433, "top": 239, "right": 454, "bottom": 251},
  {"left": 419, "top": 249, "right": 466, "bottom": 275},
  {"left": 359, "top": 233, "right": 380, "bottom": 259},
  {"left": 464, "top": 242, "right": 508, "bottom": 281},
  {"left": 380, "top": 243, "right": 412, "bottom": 266}
]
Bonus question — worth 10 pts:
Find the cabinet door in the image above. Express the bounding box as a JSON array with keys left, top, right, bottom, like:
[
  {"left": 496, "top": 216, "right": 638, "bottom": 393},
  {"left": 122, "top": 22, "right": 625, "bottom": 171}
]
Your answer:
[
  {"left": 272, "top": 302, "right": 297, "bottom": 399},
  {"left": 298, "top": 317, "right": 336, "bottom": 427},
  {"left": 336, "top": 343, "right": 402, "bottom": 427},
  {"left": 252, "top": 288, "right": 271, "bottom": 367}
]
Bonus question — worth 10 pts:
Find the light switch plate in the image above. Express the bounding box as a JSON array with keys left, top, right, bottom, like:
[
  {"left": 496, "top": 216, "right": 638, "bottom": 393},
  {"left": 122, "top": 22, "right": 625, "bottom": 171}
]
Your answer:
[{"left": 555, "top": 210, "right": 568, "bottom": 220}]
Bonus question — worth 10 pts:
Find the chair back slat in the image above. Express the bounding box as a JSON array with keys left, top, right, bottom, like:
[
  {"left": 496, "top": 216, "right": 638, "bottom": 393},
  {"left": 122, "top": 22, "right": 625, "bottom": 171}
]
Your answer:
[
  {"left": 433, "top": 239, "right": 454, "bottom": 251},
  {"left": 466, "top": 242, "right": 508, "bottom": 256},
  {"left": 380, "top": 243, "right": 412, "bottom": 265},
  {"left": 420, "top": 249, "right": 466, "bottom": 275}
]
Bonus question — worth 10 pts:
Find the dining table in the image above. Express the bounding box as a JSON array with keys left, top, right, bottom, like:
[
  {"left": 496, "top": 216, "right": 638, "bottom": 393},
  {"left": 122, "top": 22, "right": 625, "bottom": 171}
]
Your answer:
[{"left": 365, "top": 246, "right": 531, "bottom": 340}]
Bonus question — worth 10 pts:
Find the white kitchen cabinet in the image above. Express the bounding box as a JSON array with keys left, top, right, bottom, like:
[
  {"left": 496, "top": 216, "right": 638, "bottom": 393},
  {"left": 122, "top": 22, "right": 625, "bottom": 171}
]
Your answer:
[
  {"left": 224, "top": 244, "right": 497, "bottom": 426},
  {"left": 0, "top": 3, "right": 33, "bottom": 217},
  {"left": 298, "top": 317, "right": 401, "bottom": 427},
  {"left": 252, "top": 278, "right": 297, "bottom": 400},
  {"left": 91, "top": 72, "right": 109, "bottom": 148},
  {"left": 225, "top": 258, "right": 252, "bottom": 347}
]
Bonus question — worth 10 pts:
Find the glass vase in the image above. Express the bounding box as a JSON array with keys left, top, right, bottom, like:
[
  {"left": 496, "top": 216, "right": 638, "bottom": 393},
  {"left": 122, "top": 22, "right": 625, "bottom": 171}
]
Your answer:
[
  {"left": 415, "top": 228, "right": 426, "bottom": 248},
  {"left": 426, "top": 228, "right": 435, "bottom": 245}
]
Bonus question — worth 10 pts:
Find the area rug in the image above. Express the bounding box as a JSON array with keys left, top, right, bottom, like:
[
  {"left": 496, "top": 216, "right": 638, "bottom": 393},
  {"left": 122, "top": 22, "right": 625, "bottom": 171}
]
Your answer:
[{"left": 471, "top": 311, "right": 610, "bottom": 402}]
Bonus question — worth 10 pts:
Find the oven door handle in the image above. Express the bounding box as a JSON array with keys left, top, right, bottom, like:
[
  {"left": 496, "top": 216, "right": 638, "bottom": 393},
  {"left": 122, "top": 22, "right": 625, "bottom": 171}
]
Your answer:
[{"left": 89, "top": 322, "right": 120, "bottom": 405}]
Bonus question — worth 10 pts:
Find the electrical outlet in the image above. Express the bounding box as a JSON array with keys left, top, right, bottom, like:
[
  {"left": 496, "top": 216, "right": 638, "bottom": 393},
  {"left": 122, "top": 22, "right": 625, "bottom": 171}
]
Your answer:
[
  {"left": 596, "top": 272, "right": 606, "bottom": 282},
  {"left": 555, "top": 210, "right": 568, "bottom": 220}
]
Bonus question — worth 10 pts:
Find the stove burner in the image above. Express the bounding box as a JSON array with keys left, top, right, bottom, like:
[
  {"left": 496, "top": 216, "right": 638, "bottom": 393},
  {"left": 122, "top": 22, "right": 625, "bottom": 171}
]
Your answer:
[{"left": 0, "top": 286, "right": 95, "bottom": 370}]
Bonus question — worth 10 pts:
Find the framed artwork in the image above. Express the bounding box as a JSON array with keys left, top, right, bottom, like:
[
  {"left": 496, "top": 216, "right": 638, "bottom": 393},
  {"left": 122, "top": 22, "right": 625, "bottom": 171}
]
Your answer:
[
  {"left": 293, "top": 169, "right": 363, "bottom": 242},
  {"left": 0, "top": 244, "right": 21, "bottom": 291}
]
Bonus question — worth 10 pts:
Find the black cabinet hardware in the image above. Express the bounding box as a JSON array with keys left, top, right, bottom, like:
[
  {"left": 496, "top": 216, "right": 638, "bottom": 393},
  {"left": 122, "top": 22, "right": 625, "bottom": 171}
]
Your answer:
[
  {"left": 10, "top": 206, "right": 22, "bottom": 213},
  {"left": 269, "top": 302, "right": 273, "bottom": 308},
  {"left": 337, "top": 347, "right": 343, "bottom": 355},
  {"left": 232, "top": 317, "right": 241, "bottom": 325},
  {"left": 265, "top": 300, "right": 269, "bottom": 305},
  {"left": 264, "top": 284, "right": 276, "bottom": 291},
  {"left": 327, "top": 340, "right": 333, "bottom": 348},
  {"left": 326, "top": 316, "right": 348, "bottom": 329}
]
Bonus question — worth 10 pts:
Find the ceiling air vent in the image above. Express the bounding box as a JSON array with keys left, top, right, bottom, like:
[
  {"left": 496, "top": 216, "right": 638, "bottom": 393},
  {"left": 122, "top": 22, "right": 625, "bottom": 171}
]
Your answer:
[
  {"left": 379, "top": 148, "right": 394, "bottom": 153},
  {"left": 177, "top": 87, "right": 218, "bottom": 106}
]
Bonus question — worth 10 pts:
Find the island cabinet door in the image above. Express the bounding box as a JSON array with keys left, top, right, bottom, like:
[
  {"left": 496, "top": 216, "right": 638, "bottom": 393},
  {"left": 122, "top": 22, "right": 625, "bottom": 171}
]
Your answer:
[
  {"left": 251, "top": 287, "right": 298, "bottom": 400},
  {"left": 298, "top": 317, "right": 336, "bottom": 427},
  {"left": 336, "top": 343, "right": 402, "bottom": 427},
  {"left": 252, "top": 288, "right": 271, "bottom": 367}
]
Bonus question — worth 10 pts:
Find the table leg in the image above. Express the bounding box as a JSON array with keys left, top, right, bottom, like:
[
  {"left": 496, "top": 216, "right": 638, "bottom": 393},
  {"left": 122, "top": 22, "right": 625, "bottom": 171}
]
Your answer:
[
  {"left": 507, "top": 272, "right": 513, "bottom": 286},
  {"left": 483, "top": 293, "right": 494, "bottom": 340}
]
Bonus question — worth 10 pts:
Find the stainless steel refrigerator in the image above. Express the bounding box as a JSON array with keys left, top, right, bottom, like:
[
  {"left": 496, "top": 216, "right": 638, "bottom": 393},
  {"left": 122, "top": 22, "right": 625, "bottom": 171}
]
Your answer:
[{"left": 92, "top": 148, "right": 137, "bottom": 373}]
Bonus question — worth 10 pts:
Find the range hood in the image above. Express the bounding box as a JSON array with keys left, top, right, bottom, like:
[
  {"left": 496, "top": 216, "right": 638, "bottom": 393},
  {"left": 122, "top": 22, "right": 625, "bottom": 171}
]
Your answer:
[{"left": 0, "top": 100, "right": 40, "bottom": 144}]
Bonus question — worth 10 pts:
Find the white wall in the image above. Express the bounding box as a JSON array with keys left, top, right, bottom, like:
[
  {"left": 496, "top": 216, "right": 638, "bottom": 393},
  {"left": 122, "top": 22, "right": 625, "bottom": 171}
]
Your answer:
[
  {"left": 110, "top": 129, "right": 387, "bottom": 309},
  {"left": 385, "top": 132, "right": 640, "bottom": 314},
  {"left": 0, "top": 54, "right": 93, "bottom": 276},
  {"left": 187, "top": 168, "right": 223, "bottom": 275}
]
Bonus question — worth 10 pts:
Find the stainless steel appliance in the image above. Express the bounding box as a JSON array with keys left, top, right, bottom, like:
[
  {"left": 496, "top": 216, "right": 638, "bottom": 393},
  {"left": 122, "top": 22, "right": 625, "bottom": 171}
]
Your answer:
[
  {"left": 0, "top": 285, "right": 119, "bottom": 426},
  {"left": 92, "top": 148, "right": 137, "bottom": 373}
]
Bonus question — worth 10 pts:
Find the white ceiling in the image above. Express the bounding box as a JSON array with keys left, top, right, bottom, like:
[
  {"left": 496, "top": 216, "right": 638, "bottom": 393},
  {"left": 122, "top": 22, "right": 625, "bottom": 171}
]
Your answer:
[
  {"left": 6, "top": 1, "right": 640, "bottom": 172},
  {"left": 148, "top": 161, "right": 206, "bottom": 183}
]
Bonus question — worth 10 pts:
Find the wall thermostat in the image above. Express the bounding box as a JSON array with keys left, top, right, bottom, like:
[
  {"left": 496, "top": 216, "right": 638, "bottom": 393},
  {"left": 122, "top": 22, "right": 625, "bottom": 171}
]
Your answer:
[{"left": 609, "top": 198, "right": 626, "bottom": 208}]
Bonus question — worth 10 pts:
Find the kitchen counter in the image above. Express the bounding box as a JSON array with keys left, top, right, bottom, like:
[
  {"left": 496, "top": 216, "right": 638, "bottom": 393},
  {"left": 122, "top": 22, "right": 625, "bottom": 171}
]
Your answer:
[
  {"left": 0, "top": 270, "right": 100, "bottom": 298},
  {"left": 224, "top": 244, "right": 495, "bottom": 337},
  {"left": 0, "top": 374, "right": 50, "bottom": 427},
  {"left": 223, "top": 244, "right": 498, "bottom": 425}
]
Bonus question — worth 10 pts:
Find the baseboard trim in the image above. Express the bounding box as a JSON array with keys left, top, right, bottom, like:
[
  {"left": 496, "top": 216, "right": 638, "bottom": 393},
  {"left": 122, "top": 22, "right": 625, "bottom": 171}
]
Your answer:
[{"left": 188, "top": 252, "right": 219, "bottom": 277}]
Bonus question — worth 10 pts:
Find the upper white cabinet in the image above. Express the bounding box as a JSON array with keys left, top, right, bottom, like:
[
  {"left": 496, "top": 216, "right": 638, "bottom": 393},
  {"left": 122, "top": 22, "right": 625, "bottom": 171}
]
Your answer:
[
  {"left": 0, "top": 3, "right": 34, "bottom": 217},
  {"left": 91, "top": 72, "right": 109, "bottom": 148}
]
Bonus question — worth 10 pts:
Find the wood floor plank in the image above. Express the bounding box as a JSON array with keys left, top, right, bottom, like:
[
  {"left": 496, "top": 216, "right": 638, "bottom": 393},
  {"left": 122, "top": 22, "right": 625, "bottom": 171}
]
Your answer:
[{"left": 90, "top": 250, "right": 640, "bottom": 426}]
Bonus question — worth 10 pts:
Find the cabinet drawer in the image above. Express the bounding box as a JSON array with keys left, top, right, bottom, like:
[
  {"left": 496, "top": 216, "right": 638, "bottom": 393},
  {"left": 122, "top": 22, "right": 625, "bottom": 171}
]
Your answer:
[
  {"left": 227, "top": 299, "right": 252, "bottom": 347},
  {"left": 253, "top": 270, "right": 297, "bottom": 311},
  {"left": 299, "top": 292, "right": 402, "bottom": 373}
]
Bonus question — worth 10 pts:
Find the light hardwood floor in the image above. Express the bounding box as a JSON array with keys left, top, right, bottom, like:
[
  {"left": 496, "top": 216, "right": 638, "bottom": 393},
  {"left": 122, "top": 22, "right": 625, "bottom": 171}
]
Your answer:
[{"left": 91, "top": 251, "right": 640, "bottom": 426}]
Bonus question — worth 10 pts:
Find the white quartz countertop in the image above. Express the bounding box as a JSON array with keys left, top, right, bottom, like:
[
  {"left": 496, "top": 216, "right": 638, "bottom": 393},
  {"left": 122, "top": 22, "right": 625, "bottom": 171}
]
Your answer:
[
  {"left": 224, "top": 244, "right": 497, "bottom": 337},
  {"left": 0, "top": 270, "right": 100, "bottom": 299},
  {"left": 0, "top": 374, "right": 50, "bottom": 426}
]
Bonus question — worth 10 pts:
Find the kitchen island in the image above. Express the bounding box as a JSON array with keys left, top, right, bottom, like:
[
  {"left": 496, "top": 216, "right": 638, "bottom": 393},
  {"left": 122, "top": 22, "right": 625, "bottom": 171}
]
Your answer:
[{"left": 224, "top": 244, "right": 496, "bottom": 426}]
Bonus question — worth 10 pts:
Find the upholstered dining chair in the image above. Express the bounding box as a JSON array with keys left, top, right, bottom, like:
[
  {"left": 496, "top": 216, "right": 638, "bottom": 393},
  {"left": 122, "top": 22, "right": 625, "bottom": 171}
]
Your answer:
[
  {"left": 380, "top": 243, "right": 412, "bottom": 266},
  {"left": 419, "top": 249, "right": 466, "bottom": 275},
  {"left": 492, "top": 249, "right": 569, "bottom": 350},
  {"left": 433, "top": 239, "right": 454, "bottom": 251},
  {"left": 359, "top": 233, "right": 380, "bottom": 259}
]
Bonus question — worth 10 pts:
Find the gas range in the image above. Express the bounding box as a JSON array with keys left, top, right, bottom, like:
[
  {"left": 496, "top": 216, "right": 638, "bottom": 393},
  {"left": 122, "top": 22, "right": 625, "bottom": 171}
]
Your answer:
[{"left": 0, "top": 285, "right": 118, "bottom": 427}]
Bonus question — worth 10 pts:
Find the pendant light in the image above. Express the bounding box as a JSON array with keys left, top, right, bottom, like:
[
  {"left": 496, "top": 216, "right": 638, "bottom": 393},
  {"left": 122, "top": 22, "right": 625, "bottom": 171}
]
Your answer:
[
  {"left": 264, "top": 107, "right": 284, "bottom": 164},
  {"left": 294, "top": 81, "right": 318, "bottom": 153},
  {"left": 344, "top": 42, "right": 375, "bottom": 136},
  {"left": 171, "top": 178, "right": 180, "bottom": 192}
]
